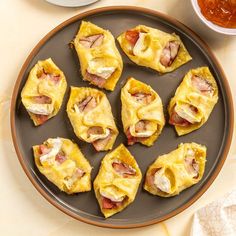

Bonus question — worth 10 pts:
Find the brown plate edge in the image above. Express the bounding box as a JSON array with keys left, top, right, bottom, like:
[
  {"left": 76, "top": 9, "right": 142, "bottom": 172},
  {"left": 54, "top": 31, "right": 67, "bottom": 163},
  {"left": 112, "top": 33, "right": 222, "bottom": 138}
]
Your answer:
[{"left": 10, "top": 6, "right": 234, "bottom": 229}]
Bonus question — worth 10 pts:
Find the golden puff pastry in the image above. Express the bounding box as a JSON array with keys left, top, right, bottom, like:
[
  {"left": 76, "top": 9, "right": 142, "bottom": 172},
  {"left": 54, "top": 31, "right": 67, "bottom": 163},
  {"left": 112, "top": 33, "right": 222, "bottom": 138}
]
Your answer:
[
  {"left": 72, "top": 21, "right": 123, "bottom": 91},
  {"left": 121, "top": 78, "right": 165, "bottom": 146},
  {"left": 94, "top": 144, "right": 142, "bottom": 218},
  {"left": 168, "top": 67, "right": 218, "bottom": 136},
  {"left": 67, "top": 86, "right": 118, "bottom": 151},
  {"left": 117, "top": 25, "right": 192, "bottom": 73},
  {"left": 33, "top": 137, "right": 92, "bottom": 194},
  {"left": 144, "top": 142, "right": 206, "bottom": 197},
  {"left": 21, "top": 58, "right": 67, "bottom": 126}
]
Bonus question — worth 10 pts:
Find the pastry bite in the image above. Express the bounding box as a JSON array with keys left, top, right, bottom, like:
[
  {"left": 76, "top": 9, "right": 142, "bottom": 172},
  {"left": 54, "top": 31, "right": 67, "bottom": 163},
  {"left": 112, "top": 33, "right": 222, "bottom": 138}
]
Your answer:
[
  {"left": 33, "top": 137, "right": 92, "bottom": 194},
  {"left": 117, "top": 25, "right": 192, "bottom": 73},
  {"left": 72, "top": 21, "right": 123, "bottom": 91},
  {"left": 121, "top": 77, "right": 165, "bottom": 146},
  {"left": 168, "top": 67, "right": 219, "bottom": 136},
  {"left": 67, "top": 86, "right": 118, "bottom": 151},
  {"left": 94, "top": 144, "right": 142, "bottom": 218},
  {"left": 144, "top": 142, "right": 206, "bottom": 197},
  {"left": 21, "top": 58, "right": 67, "bottom": 126}
]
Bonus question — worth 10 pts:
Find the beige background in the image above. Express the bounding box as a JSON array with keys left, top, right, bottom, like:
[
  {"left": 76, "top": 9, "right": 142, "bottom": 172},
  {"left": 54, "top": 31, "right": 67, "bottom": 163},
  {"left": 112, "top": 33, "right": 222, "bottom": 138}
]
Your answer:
[{"left": 0, "top": 0, "right": 235, "bottom": 235}]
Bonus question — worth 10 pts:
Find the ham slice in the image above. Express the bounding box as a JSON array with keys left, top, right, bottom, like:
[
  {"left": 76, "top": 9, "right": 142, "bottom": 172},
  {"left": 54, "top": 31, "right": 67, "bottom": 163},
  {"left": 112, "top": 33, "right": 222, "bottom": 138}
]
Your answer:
[
  {"left": 79, "top": 34, "right": 104, "bottom": 48},
  {"left": 125, "top": 30, "right": 140, "bottom": 46},
  {"left": 35, "top": 114, "right": 49, "bottom": 125},
  {"left": 112, "top": 161, "right": 136, "bottom": 177},
  {"left": 160, "top": 41, "right": 180, "bottom": 67},
  {"left": 33, "top": 95, "right": 52, "bottom": 104},
  {"left": 77, "top": 96, "right": 97, "bottom": 113},
  {"left": 92, "top": 132, "right": 112, "bottom": 151},
  {"left": 191, "top": 75, "right": 213, "bottom": 96},
  {"left": 39, "top": 144, "right": 51, "bottom": 155},
  {"left": 37, "top": 69, "right": 61, "bottom": 84},
  {"left": 55, "top": 152, "right": 67, "bottom": 164},
  {"left": 169, "top": 109, "right": 190, "bottom": 127},
  {"left": 101, "top": 196, "right": 123, "bottom": 209},
  {"left": 145, "top": 168, "right": 160, "bottom": 188},
  {"left": 126, "top": 128, "right": 148, "bottom": 145},
  {"left": 87, "top": 126, "right": 104, "bottom": 136},
  {"left": 75, "top": 168, "right": 85, "bottom": 178},
  {"left": 135, "top": 120, "right": 148, "bottom": 133},
  {"left": 131, "top": 92, "right": 153, "bottom": 104},
  {"left": 184, "top": 156, "right": 199, "bottom": 179},
  {"left": 85, "top": 71, "right": 106, "bottom": 88}
]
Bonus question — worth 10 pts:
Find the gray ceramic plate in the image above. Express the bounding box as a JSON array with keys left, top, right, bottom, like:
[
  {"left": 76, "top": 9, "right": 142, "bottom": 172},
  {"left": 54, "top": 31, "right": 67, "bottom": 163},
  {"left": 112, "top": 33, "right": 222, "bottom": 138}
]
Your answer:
[
  {"left": 46, "top": 0, "right": 100, "bottom": 7},
  {"left": 11, "top": 6, "right": 234, "bottom": 228}
]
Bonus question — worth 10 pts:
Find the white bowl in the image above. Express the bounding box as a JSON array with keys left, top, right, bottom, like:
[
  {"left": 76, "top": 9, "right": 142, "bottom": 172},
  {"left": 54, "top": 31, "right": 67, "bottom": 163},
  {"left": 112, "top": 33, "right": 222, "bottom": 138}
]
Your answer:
[
  {"left": 191, "top": 0, "right": 236, "bottom": 35},
  {"left": 46, "top": 0, "right": 100, "bottom": 7}
]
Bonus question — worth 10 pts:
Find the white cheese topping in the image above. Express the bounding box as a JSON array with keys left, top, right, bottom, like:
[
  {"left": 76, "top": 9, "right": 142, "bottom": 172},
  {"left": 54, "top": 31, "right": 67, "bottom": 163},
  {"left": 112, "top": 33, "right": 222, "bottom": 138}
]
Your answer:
[
  {"left": 87, "top": 59, "right": 116, "bottom": 79},
  {"left": 175, "top": 104, "right": 201, "bottom": 124},
  {"left": 133, "top": 32, "right": 148, "bottom": 56},
  {"left": 39, "top": 138, "right": 62, "bottom": 164},
  {"left": 154, "top": 169, "right": 171, "bottom": 193},
  {"left": 100, "top": 186, "right": 125, "bottom": 202},
  {"left": 93, "top": 67, "right": 116, "bottom": 79},
  {"left": 26, "top": 104, "right": 54, "bottom": 115},
  {"left": 186, "top": 148, "right": 195, "bottom": 156}
]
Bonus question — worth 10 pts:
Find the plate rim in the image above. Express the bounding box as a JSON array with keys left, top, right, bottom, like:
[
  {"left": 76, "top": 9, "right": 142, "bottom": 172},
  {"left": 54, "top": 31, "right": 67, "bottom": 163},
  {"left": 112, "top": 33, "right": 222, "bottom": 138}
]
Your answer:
[{"left": 10, "top": 6, "right": 234, "bottom": 229}]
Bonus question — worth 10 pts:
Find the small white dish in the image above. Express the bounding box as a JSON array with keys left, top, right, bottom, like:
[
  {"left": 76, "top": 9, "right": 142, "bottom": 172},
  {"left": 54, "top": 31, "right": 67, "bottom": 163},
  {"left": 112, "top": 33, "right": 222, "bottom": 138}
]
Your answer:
[
  {"left": 46, "top": 0, "right": 100, "bottom": 7},
  {"left": 191, "top": 0, "right": 236, "bottom": 35}
]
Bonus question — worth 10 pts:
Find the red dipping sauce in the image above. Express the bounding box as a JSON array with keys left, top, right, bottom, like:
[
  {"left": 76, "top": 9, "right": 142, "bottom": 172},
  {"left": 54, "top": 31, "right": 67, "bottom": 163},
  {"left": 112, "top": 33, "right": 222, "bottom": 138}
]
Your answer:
[{"left": 198, "top": 0, "right": 236, "bottom": 28}]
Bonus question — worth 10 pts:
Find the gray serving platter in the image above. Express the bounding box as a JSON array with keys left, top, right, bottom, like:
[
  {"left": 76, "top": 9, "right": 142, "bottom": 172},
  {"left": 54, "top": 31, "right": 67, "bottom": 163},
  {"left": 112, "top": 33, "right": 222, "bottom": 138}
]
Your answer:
[{"left": 11, "top": 6, "right": 234, "bottom": 228}]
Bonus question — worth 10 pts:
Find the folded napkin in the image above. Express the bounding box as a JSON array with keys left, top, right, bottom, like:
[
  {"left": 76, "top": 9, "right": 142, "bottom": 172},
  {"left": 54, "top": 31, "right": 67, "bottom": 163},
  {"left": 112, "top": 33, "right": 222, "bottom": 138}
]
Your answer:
[{"left": 191, "top": 189, "right": 236, "bottom": 236}]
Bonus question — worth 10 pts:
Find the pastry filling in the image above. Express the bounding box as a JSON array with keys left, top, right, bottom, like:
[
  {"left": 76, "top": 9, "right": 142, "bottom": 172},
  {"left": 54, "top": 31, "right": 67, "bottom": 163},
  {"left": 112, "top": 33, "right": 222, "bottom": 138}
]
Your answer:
[
  {"left": 38, "top": 138, "right": 63, "bottom": 165},
  {"left": 27, "top": 95, "right": 53, "bottom": 116},
  {"left": 79, "top": 34, "right": 104, "bottom": 48},
  {"left": 191, "top": 75, "right": 214, "bottom": 96},
  {"left": 87, "top": 127, "right": 112, "bottom": 151},
  {"left": 160, "top": 40, "right": 180, "bottom": 67},
  {"left": 125, "top": 30, "right": 140, "bottom": 46},
  {"left": 127, "top": 120, "right": 157, "bottom": 145},
  {"left": 184, "top": 149, "right": 199, "bottom": 178},
  {"left": 75, "top": 96, "right": 97, "bottom": 113},
  {"left": 100, "top": 187, "right": 126, "bottom": 209},
  {"left": 112, "top": 160, "right": 136, "bottom": 177},
  {"left": 169, "top": 105, "right": 199, "bottom": 126},
  {"left": 37, "top": 68, "right": 61, "bottom": 84},
  {"left": 131, "top": 92, "right": 153, "bottom": 104},
  {"left": 87, "top": 126, "right": 110, "bottom": 141},
  {"left": 34, "top": 114, "right": 49, "bottom": 125},
  {"left": 63, "top": 167, "right": 85, "bottom": 190},
  {"left": 85, "top": 71, "right": 107, "bottom": 88},
  {"left": 125, "top": 30, "right": 150, "bottom": 56},
  {"left": 132, "top": 32, "right": 149, "bottom": 56},
  {"left": 92, "top": 131, "right": 112, "bottom": 151},
  {"left": 153, "top": 168, "right": 172, "bottom": 194},
  {"left": 85, "top": 58, "right": 116, "bottom": 87}
]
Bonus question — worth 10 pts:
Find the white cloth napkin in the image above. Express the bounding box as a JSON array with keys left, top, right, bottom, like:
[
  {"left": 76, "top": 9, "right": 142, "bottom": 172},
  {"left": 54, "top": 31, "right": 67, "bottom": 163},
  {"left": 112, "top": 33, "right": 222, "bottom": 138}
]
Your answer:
[{"left": 191, "top": 189, "right": 236, "bottom": 236}]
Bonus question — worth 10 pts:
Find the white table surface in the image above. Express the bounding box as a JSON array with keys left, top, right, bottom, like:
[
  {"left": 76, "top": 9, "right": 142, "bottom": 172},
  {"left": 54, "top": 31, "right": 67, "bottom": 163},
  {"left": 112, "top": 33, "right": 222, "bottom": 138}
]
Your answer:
[{"left": 0, "top": 0, "right": 236, "bottom": 235}]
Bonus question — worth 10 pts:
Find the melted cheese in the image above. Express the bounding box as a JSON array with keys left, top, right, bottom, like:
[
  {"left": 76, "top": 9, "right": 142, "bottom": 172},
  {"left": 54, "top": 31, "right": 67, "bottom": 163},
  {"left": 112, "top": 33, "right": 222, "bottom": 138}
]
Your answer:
[
  {"left": 39, "top": 138, "right": 62, "bottom": 165},
  {"left": 100, "top": 186, "right": 126, "bottom": 202},
  {"left": 26, "top": 103, "right": 54, "bottom": 115},
  {"left": 175, "top": 104, "right": 201, "bottom": 124},
  {"left": 87, "top": 59, "right": 116, "bottom": 79},
  {"left": 133, "top": 33, "right": 147, "bottom": 55},
  {"left": 154, "top": 169, "right": 171, "bottom": 193}
]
